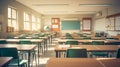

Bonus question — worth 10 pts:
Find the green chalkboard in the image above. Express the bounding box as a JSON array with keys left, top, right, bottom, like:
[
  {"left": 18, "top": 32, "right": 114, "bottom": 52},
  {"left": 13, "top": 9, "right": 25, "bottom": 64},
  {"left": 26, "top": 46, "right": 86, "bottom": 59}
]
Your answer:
[{"left": 61, "top": 20, "right": 80, "bottom": 30}]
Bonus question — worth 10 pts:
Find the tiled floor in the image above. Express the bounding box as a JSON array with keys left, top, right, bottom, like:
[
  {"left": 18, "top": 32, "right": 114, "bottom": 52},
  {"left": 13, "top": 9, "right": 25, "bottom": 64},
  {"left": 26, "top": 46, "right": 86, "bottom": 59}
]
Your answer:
[{"left": 34, "top": 39, "right": 57, "bottom": 67}]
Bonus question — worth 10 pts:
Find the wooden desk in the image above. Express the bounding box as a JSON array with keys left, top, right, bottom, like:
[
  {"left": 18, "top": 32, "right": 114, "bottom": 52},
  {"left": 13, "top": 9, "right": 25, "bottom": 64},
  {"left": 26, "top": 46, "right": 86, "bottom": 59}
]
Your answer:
[
  {"left": 60, "top": 36, "right": 105, "bottom": 40},
  {"left": 0, "top": 57, "right": 13, "bottom": 67},
  {"left": 39, "top": 37, "right": 49, "bottom": 51},
  {"left": 58, "top": 39, "right": 120, "bottom": 44},
  {"left": 55, "top": 45, "right": 120, "bottom": 57},
  {"left": 25, "top": 36, "right": 50, "bottom": 51},
  {"left": 5, "top": 39, "right": 43, "bottom": 58},
  {"left": 46, "top": 58, "right": 120, "bottom": 67},
  {"left": 0, "top": 44, "right": 36, "bottom": 67}
]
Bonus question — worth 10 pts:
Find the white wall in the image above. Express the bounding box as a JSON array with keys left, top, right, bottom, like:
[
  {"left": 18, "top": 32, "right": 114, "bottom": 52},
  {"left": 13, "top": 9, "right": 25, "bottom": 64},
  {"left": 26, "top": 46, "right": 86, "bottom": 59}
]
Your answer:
[
  {"left": 93, "top": 6, "right": 120, "bottom": 36},
  {"left": 43, "top": 14, "right": 93, "bottom": 34},
  {"left": 94, "top": 18, "right": 106, "bottom": 32}
]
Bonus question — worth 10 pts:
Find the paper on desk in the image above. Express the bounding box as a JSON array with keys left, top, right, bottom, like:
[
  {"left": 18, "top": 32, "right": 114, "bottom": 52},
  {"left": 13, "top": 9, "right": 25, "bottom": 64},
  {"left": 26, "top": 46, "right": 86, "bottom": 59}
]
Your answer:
[
  {"left": 59, "top": 45, "right": 70, "bottom": 48},
  {"left": 69, "top": 47, "right": 82, "bottom": 49}
]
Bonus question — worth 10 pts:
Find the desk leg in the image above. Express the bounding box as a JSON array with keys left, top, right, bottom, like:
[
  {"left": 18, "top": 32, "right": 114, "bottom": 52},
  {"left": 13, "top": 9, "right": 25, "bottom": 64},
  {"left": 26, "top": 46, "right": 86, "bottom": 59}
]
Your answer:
[
  {"left": 49, "top": 37, "right": 50, "bottom": 44},
  {"left": 28, "top": 51, "right": 31, "bottom": 67},
  {"left": 43, "top": 39, "right": 46, "bottom": 53},
  {"left": 45, "top": 39, "right": 48, "bottom": 51},
  {"left": 56, "top": 51, "right": 59, "bottom": 58},
  {"left": 38, "top": 42, "right": 40, "bottom": 65},
  {"left": 51, "top": 35, "right": 52, "bottom": 44}
]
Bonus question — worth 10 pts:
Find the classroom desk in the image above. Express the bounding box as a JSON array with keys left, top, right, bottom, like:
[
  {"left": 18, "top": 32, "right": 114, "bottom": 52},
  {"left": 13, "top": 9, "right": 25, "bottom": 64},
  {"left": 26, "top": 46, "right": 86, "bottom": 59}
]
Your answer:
[
  {"left": 60, "top": 36, "right": 106, "bottom": 40},
  {"left": 14, "top": 36, "right": 48, "bottom": 52},
  {"left": 55, "top": 45, "right": 120, "bottom": 57},
  {"left": 2, "top": 39, "right": 44, "bottom": 55},
  {"left": 46, "top": 58, "right": 120, "bottom": 67},
  {"left": 58, "top": 39, "right": 120, "bottom": 44},
  {"left": 0, "top": 39, "right": 45, "bottom": 65},
  {"left": 0, "top": 57, "right": 13, "bottom": 67},
  {"left": 24, "top": 36, "right": 49, "bottom": 51},
  {"left": 0, "top": 44, "right": 36, "bottom": 67},
  {"left": 39, "top": 37, "right": 49, "bottom": 51}
]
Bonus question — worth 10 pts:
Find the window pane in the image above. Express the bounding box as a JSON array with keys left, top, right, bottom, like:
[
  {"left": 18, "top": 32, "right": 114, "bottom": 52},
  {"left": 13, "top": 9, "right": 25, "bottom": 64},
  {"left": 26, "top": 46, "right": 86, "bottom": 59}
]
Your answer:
[
  {"left": 32, "top": 23, "right": 36, "bottom": 30},
  {"left": 8, "top": 19, "right": 12, "bottom": 26},
  {"left": 24, "top": 22, "right": 30, "bottom": 30},
  {"left": 12, "top": 9, "right": 16, "bottom": 19},
  {"left": 32, "top": 15, "right": 36, "bottom": 22},
  {"left": 37, "top": 24, "right": 40, "bottom": 30},
  {"left": 8, "top": 8, "right": 11, "bottom": 18},
  {"left": 12, "top": 20, "right": 17, "bottom": 30},
  {"left": 24, "top": 12, "right": 30, "bottom": 30},
  {"left": 26, "top": 13, "right": 29, "bottom": 21},
  {"left": 8, "top": 7, "right": 18, "bottom": 31},
  {"left": 24, "top": 12, "right": 29, "bottom": 21}
]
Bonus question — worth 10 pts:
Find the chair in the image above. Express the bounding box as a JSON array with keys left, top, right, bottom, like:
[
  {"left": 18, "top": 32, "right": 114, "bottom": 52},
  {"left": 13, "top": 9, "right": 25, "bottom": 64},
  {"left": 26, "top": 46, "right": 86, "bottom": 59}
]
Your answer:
[
  {"left": 66, "top": 37, "right": 74, "bottom": 39},
  {"left": 0, "top": 40, "right": 8, "bottom": 44},
  {"left": 95, "top": 33, "right": 101, "bottom": 37},
  {"left": 65, "top": 40, "right": 78, "bottom": 45},
  {"left": 7, "top": 36, "right": 14, "bottom": 39},
  {"left": 92, "top": 41, "right": 105, "bottom": 45},
  {"left": 18, "top": 40, "right": 32, "bottom": 44},
  {"left": 0, "top": 48, "right": 27, "bottom": 67},
  {"left": 116, "top": 48, "right": 120, "bottom": 58},
  {"left": 82, "top": 37, "right": 91, "bottom": 40},
  {"left": 90, "top": 41, "right": 108, "bottom": 57},
  {"left": 66, "top": 48, "right": 87, "bottom": 58},
  {"left": 18, "top": 40, "right": 37, "bottom": 66}
]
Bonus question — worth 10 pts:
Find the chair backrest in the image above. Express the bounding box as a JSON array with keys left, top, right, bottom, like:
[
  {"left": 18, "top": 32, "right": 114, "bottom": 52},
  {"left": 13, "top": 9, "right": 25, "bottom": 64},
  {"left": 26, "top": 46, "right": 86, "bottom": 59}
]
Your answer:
[
  {"left": 116, "top": 48, "right": 120, "bottom": 58},
  {"left": 66, "top": 48, "right": 87, "bottom": 58},
  {"left": 65, "top": 41, "right": 78, "bottom": 45},
  {"left": 82, "top": 37, "right": 91, "bottom": 40},
  {"left": 0, "top": 40, "right": 8, "bottom": 44},
  {"left": 7, "top": 36, "right": 14, "bottom": 39},
  {"left": 18, "top": 40, "right": 32, "bottom": 44},
  {"left": 0, "top": 48, "right": 19, "bottom": 59},
  {"left": 95, "top": 33, "right": 101, "bottom": 37},
  {"left": 66, "top": 37, "right": 74, "bottom": 39},
  {"left": 92, "top": 41, "right": 105, "bottom": 45}
]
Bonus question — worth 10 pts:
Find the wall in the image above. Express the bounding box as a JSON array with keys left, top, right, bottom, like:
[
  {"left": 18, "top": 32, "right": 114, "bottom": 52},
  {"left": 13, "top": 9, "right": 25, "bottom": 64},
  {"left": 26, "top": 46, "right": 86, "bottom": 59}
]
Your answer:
[
  {"left": 93, "top": 6, "right": 120, "bottom": 36},
  {"left": 94, "top": 18, "right": 106, "bottom": 32},
  {"left": 0, "top": 0, "right": 42, "bottom": 38},
  {"left": 43, "top": 14, "right": 94, "bottom": 35}
]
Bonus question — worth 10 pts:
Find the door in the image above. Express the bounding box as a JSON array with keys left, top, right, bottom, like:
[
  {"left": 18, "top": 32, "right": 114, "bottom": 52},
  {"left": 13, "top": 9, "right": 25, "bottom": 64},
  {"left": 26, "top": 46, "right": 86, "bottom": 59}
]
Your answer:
[{"left": 51, "top": 18, "right": 60, "bottom": 32}]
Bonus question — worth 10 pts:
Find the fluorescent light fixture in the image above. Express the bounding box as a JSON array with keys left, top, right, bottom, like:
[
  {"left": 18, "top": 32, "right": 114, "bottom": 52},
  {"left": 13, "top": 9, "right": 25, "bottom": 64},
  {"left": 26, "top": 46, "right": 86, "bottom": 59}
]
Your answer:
[
  {"left": 76, "top": 11, "right": 96, "bottom": 12},
  {"left": 32, "top": 4, "right": 69, "bottom": 6},
  {"left": 79, "top": 4, "right": 112, "bottom": 6}
]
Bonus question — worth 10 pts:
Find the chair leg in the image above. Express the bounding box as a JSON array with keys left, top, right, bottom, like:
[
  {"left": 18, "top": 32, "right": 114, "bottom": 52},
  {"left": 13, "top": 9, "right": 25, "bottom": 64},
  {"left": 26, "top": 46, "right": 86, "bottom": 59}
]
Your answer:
[
  {"left": 34, "top": 53, "right": 38, "bottom": 67},
  {"left": 31, "top": 52, "right": 37, "bottom": 67}
]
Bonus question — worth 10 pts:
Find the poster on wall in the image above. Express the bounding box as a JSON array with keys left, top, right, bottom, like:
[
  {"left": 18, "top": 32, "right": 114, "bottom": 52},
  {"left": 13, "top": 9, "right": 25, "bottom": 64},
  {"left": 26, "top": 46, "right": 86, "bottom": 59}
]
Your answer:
[
  {"left": 52, "top": 24, "right": 58, "bottom": 28},
  {"left": 83, "top": 20, "right": 91, "bottom": 30},
  {"left": 82, "top": 18, "right": 91, "bottom": 31}
]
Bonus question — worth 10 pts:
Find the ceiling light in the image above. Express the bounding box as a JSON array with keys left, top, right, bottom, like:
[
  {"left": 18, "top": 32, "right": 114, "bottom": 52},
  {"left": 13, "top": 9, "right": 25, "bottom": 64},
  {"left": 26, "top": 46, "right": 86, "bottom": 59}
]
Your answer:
[
  {"left": 76, "top": 11, "right": 96, "bottom": 12},
  {"left": 79, "top": 4, "right": 112, "bottom": 6},
  {"left": 32, "top": 4, "right": 69, "bottom": 6}
]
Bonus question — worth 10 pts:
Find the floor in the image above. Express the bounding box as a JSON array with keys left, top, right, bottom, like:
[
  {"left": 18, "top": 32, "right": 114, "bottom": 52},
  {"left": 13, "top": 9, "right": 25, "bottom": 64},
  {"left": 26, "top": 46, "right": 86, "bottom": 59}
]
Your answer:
[{"left": 35, "top": 38, "right": 57, "bottom": 67}]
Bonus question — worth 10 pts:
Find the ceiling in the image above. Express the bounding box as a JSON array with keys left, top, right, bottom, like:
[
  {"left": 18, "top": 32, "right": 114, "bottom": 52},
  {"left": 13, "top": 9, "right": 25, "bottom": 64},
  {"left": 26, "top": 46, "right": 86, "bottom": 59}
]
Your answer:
[{"left": 16, "top": 0, "right": 120, "bottom": 15}]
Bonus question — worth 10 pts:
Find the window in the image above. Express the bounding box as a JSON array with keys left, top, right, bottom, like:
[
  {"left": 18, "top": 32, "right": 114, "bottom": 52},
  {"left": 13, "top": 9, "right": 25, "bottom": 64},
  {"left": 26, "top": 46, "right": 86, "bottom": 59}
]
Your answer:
[
  {"left": 32, "top": 15, "right": 41, "bottom": 31},
  {"left": 8, "top": 7, "right": 18, "bottom": 31},
  {"left": 37, "top": 18, "right": 41, "bottom": 31},
  {"left": 106, "top": 13, "right": 120, "bottom": 31},
  {"left": 32, "top": 15, "right": 37, "bottom": 31},
  {"left": 24, "top": 12, "right": 30, "bottom": 30}
]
